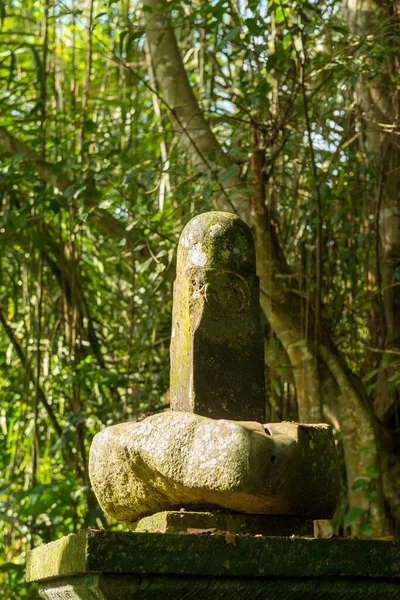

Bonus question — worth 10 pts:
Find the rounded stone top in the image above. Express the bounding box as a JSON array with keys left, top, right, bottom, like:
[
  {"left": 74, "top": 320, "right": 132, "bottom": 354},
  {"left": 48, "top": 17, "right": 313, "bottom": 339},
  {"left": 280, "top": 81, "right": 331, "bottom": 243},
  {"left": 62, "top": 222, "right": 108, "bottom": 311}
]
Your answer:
[{"left": 177, "top": 211, "right": 256, "bottom": 274}]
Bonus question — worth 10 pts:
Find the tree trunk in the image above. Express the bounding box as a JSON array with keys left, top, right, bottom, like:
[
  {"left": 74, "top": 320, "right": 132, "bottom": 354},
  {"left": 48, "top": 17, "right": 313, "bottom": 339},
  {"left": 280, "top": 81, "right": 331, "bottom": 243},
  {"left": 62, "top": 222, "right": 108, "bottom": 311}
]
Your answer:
[
  {"left": 345, "top": 0, "right": 400, "bottom": 528},
  {"left": 346, "top": 0, "right": 400, "bottom": 423}
]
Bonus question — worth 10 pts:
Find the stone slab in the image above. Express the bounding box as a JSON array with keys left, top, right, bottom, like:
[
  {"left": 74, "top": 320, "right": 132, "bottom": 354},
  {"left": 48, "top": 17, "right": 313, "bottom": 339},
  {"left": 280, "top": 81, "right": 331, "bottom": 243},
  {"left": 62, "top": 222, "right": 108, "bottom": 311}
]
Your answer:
[
  {"left": 129, "top": 511, "right": 314, "bottom": 537},
  {"left": 35, "top": 574, "right": 400, "bottom": 600},
  {"left": 26, "top": 530, "right": 400, "bottom": 582}
]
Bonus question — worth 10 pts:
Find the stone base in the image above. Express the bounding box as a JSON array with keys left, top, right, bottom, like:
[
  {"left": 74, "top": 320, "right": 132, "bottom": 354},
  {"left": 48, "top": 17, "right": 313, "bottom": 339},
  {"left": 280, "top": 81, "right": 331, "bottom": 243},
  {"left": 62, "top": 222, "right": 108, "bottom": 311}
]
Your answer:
[
  {"left": 36, "top": 574, "right": 400, "bottom": 600},
  {"left": 129, "top": 511, "right": 314, "bottom": 537},
  {"left": 26, "top": 530, "right": 400, "bottom": 600}
]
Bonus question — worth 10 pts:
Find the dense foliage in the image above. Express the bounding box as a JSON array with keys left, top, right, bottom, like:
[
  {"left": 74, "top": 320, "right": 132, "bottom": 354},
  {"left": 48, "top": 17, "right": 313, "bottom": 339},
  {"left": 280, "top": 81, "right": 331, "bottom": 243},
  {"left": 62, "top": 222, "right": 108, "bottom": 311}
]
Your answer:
[{"left": 1, "top": 0, "right": 399, "bottom": 596}]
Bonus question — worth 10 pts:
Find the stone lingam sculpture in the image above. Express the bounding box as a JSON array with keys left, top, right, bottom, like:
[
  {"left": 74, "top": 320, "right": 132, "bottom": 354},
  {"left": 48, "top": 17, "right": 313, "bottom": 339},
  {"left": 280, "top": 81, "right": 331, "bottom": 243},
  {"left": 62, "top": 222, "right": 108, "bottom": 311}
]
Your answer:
[
  {"left": 27, "top": 212, "right": 400, "bottom": 600},
  {"left": 88, "top": 212, "right": 340, "bottom": 533}
]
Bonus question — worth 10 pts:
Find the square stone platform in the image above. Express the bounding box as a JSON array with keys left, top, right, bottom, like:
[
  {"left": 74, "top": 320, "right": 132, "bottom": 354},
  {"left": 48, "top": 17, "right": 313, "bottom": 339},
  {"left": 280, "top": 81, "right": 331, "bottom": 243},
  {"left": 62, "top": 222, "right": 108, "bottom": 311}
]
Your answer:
[{"left": 26, "top": 529, "right": 400, "bottom": 599}]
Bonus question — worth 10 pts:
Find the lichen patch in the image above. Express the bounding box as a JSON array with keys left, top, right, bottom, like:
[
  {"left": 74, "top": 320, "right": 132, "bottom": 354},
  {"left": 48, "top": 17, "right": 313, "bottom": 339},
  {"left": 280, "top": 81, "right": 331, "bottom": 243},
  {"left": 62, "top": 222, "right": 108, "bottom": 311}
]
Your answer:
[
  {"left": 210, "top": 223, "right": 222, "bottom": 236},
  {"left": 188, "top": 243, "right": 207, "bottom": 267}
]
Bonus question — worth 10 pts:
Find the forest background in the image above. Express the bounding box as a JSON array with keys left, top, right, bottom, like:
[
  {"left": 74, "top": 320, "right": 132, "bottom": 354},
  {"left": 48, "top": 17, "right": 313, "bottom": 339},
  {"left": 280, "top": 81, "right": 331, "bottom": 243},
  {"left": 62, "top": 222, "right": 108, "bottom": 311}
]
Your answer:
[{"left": 1, "top": 0, "right": 400, "bottom": 596}]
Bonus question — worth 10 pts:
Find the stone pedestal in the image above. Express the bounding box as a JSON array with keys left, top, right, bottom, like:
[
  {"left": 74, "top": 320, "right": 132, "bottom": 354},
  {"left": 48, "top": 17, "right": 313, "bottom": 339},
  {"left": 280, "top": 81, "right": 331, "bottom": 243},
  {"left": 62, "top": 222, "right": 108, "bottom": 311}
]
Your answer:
[
  {"left": 27, "top": 530, "right": 400, "bottom": 599},
  {"left": 130, "top": 511, "right": 314, "bottom": 536}
]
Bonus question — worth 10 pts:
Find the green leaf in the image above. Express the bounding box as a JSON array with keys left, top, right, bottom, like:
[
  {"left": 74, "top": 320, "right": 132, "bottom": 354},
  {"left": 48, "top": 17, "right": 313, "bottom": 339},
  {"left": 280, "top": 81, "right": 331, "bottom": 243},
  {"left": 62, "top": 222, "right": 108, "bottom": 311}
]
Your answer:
[
  {"left": 0, "top": 0, "right": 6, "bottom": 27},
  {"left": 127, "top": 30, "right": 144, "bottom": 52},
  {"left": 392, "top": 266, "right": 400, "bottom": 283},
  {"left": 218, "top": 26, "right": 242, "bottom": 49},
  {"left": 218, "top": 164, "right": 241, "bottom": 183},
  {"left": 363, "top": 369, "right": 379, "bottom": 383},
  {"left": 358, "top": 523, "right": 373, "bottom": 537},
  {"left": 331, "top": 25, "right": 348, "bottom": 34},
  {"left": 351, "top": 476, "right": 370, "bottom": 493},
  {"left": 33, "top": 231, "right": 45, "bottom": 252},
  {"left": 349, "top": 72, "right": 358, "bottom": 86},
  {"left": 344, "top": 506, "right": 364, "bottom": 528},
  {"left": 84, "top": 119, "right": 97, "bottom": 133},
  {"left": 7, "top": 50, "right": 15, "bottom": 89},
  {"left": 248, "top": 0, "right": 259, "bottom": 10},
  {"left": 366, "top": 490, "right": 378, "bottom": 501},
  {"left": 245, "top": 17, "right": 262, "bottom": 35},
  {"left": 364, "top": 464, "right": 379, "bottom": 478},
  {"left": 202, "top": 185, "right": 212, "bottom": 200},
  {"left": 49, "top": 198, "right": 61, "bottom": 214},
  {"left": 0, "top": 563, "right": 24, "bottom": 573},
  {"left": 282, "top": 33, "right": 291, "bottom": 50},
  {"left": 274, "top": 6, "right": 286, "bottom": 25},
  {"left": 119, "top": 29, "right": 129, "bottom": 54},
  {"left": 7, "top": 297, "right": 15, "bottom": 320},
  {"left": 319, "top": 182, "right": 332, "bottom": 200}
]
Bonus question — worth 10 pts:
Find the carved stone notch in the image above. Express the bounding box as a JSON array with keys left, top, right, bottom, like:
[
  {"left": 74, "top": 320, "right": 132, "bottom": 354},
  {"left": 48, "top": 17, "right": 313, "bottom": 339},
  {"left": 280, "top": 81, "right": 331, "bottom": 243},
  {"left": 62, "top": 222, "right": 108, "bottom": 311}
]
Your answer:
[{"left": 170, "top": 211, "right": 266, "bottom": 421}]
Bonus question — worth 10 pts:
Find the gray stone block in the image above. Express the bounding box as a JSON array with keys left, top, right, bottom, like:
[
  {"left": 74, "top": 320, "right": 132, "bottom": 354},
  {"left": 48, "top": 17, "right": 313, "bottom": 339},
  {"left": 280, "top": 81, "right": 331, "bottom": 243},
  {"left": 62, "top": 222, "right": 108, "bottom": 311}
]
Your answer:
[
  {"left": 27, "top": 530, "right": 400, "bottom": 599},
  {"left": 89, "top": 415, "right": 340, "bottom": 522}
]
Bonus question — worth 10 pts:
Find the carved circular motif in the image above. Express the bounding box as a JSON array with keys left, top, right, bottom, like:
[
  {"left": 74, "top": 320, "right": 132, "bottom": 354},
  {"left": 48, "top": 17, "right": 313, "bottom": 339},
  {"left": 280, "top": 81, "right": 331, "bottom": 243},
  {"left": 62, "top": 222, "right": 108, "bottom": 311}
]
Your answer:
[{"left": 204, "top": 270, "right": 249, "bottom": 317}]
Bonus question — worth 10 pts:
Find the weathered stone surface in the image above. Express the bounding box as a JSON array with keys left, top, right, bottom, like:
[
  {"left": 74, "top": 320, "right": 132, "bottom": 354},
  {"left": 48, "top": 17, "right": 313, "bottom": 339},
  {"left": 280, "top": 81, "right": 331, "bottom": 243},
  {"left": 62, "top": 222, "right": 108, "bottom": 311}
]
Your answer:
[
  {"left": 35, "top": 575, "right": 400, "bottom": 600},
  {"left": 89, "top": 412, "right": 340, "bottom": 522},
  {"left": 27, "top": 529, "right": 400, "bottom": 582},
  {"left": 27, "top": 529, "right": 400, "bottom": 599},
  {"left": 130, "top": 510, "right": 314, "bottom": 537},
  {"left": 170, "top": 211, "right": 265, "bottom": 422}
]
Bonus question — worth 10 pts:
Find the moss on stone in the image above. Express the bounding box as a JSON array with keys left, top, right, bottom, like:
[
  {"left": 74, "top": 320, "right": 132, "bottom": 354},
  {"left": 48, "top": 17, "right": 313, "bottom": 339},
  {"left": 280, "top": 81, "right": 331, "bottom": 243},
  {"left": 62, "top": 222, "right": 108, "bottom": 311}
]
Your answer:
[
  {"left": 88, "top": 414, "right": 340, "bottom": 523},
  {"left": 27, "top": 529, "right": 400, "bottom": 583}
]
